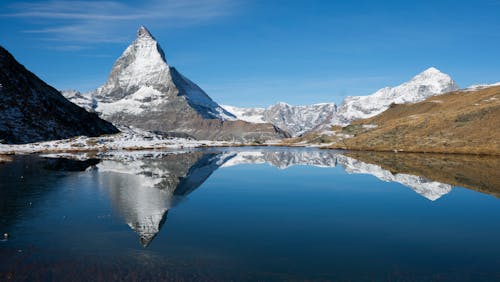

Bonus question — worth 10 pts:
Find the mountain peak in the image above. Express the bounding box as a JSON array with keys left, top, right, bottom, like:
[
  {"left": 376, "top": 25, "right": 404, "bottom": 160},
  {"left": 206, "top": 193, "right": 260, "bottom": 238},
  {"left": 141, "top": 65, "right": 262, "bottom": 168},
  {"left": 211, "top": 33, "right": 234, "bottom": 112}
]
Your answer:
[
  {"left": 333, "top": 67, "right": 459, "bottom": 126},
  {"left": 421, "top": 67, "right": 441, "bottom": 74},
  {"left": 137, "top": 25, "right": 153, "bottom": 39},
  {"left": 411, "top": 67, "right": 456, "bottom": 87},
  {"left": 93, "top": 26, "right": 170, "bottom": 102}
]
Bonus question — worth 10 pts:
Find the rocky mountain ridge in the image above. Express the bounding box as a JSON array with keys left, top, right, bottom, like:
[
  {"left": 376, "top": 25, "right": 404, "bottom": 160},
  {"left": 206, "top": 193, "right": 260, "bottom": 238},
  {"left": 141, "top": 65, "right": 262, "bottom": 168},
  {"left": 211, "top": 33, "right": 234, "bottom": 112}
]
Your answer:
[
  {"left": 222, "top": 102, "right": 337, "bottom": 136},
  {"left": 0, "top": 46, "right": 119, "bottom": 144}
]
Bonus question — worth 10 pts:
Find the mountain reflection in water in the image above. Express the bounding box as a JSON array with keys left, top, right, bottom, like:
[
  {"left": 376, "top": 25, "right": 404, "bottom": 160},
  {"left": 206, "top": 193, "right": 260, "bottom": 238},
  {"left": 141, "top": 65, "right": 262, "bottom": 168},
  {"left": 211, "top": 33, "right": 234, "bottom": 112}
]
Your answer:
[
  {"left": 54, "top": 148, "right": 497, "bottom": 247},
  {"left": 1, "top": 148, "right": 498, "bottom": 249},
  {"left": 0, "top": 148, "right": 499, "bottom": 281},
  {"left": 95, "top": 152, "right": 232, "bottom": 246}
]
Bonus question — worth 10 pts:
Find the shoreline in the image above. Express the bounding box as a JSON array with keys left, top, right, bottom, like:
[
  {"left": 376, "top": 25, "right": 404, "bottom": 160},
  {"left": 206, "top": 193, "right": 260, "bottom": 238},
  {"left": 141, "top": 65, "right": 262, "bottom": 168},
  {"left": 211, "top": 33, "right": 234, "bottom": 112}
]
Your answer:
[
  {"left": 322, "top": 145, "right": 500, "bottom": 157},
  {"left": 1, "top": 141, "right": 499, "bottom": 158}
]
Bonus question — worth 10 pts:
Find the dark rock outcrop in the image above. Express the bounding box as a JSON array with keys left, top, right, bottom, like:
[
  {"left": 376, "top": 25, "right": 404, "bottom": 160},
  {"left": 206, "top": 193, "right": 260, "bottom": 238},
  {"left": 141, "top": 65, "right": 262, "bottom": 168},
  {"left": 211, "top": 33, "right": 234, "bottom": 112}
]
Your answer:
[{"left": 0, "top": 46, "right": 119, "bottom": 144}]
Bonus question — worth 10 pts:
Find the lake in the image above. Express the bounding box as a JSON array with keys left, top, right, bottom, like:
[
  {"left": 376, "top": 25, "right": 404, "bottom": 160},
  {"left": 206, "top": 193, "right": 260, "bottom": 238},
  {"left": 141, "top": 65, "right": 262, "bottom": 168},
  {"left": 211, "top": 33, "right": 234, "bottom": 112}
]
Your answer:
[{"left": 1, "top": 148, "right": 499, "bottom": 281}]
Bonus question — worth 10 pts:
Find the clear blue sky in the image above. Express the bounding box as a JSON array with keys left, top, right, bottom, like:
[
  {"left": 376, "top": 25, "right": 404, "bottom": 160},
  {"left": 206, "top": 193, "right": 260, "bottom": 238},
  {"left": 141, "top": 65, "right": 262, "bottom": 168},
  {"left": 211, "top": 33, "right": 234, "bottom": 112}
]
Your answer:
[{"left": 1, "top": 0, "right": 499, "bottom": 107}]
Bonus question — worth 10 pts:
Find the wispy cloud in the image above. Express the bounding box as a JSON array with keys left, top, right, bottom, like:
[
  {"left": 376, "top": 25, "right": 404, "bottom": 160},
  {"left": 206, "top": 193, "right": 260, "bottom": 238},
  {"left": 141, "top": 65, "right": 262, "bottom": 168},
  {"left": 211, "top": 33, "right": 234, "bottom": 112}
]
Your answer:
[{"left": 3, "top": 0, "right": 240, "bottom": 47}]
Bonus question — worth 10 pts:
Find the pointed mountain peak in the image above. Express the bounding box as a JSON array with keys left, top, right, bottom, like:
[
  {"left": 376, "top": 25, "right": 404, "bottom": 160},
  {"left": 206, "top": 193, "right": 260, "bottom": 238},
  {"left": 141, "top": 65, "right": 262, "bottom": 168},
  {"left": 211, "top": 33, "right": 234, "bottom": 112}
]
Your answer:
[
  {"left": 411, "top": 67, "right": 455, "bottom": 83},
  {"left": 423, "top": 66, "right": 441, "bottom": 73},
  {"left": 137, "top": 25, "right": 154, "bottom": 39}
]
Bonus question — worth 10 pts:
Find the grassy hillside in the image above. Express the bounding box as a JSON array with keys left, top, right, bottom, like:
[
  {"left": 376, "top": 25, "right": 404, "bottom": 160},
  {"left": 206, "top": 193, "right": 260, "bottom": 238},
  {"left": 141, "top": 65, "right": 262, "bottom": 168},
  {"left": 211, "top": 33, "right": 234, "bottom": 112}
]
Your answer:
[{"left": 331, "top": 85, "right": 500, "bottom": 155}]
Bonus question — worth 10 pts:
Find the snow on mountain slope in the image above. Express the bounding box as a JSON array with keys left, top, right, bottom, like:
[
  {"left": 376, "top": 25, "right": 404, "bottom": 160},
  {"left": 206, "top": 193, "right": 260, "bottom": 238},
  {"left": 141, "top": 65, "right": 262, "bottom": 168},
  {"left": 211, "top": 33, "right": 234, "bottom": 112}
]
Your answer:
[
  {"left": 464, "top": 82, "right": 500, "bottom": 91},
  {"left": 60, "top": 90, "right": 95, "bottom": 112},
  {"left": 263, "top": 102, "right": 336, "bottom": 136},
  {"left": 332, "top": 67, "right": 458, "bottom": 125},
  {"left": 222, "top": 102, "right": 336, "bottom": 136},
  {"left": 96, "top": 86, "right": 166, "bottom": 115},
  {"left": 91, "top": 26, "right": 234, "bottom": 121},
  {"left": 220, "top": 105, "right": 266, "bottom": 123}
]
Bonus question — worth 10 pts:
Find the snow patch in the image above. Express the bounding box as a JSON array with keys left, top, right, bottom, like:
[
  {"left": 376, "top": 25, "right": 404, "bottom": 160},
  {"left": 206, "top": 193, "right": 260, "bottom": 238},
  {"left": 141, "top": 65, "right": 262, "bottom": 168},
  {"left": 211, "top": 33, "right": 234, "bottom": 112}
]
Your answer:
[
  {"left": 97, "top": 86, "right": 165, "bottom": 116},
  {"left": 464, "top": 82, "right": 500, "bottom": 91},
  {"left": 221, "top": 105, "right": 266, "bottom": 123}
]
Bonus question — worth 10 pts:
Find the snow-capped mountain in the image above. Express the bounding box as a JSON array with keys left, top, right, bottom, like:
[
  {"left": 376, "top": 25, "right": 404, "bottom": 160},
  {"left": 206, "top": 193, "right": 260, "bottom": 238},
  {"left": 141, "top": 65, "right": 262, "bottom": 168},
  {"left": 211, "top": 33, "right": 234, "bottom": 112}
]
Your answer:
[
  {"left": 222, "top": 67, "right": 457, "bottom": 136},
  {"left": 60, "top": 90, "right": 95, "bottom": 112},
  {"left": 331, "top": 67, "right": 459, "bottom": 126},
  {"left": 264, "top": 102, "right": 337, "bottom": 136},
  {"left": 222, "top": 102, "right": 336, "bottom": 136},
  {"left": 93, "top": 26, "right": 234, "bottom": 120},
  {"left": 77, "top": 26, "right": 284, "bottom": 141},
  {"left": 0, "top": 46, "right": 119, "bottom": 144}
]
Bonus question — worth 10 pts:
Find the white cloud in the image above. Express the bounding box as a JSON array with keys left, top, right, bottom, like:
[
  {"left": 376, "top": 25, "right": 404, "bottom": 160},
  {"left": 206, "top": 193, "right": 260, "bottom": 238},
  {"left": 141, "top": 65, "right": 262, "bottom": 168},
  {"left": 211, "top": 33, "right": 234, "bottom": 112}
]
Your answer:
[{"left": 3, "top": 0, "right": 240, "bottom": 45}]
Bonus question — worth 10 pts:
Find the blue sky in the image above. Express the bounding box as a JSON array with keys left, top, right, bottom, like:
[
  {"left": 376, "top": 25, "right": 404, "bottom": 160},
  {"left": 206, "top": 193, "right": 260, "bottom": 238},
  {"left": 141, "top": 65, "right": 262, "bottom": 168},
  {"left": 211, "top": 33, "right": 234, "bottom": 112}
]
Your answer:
[{"left": 1, "top": 0, "right": 499, "bottom": 107}]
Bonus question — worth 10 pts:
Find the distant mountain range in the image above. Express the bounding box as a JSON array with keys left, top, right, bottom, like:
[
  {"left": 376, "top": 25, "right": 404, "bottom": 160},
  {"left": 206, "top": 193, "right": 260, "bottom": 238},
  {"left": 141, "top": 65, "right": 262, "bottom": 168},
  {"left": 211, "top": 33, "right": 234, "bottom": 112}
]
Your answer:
[
  {"left": 221, "top": 67, "right": 458, "bottom": 136},
  {"left": 221, "top": 103, "right": 337, "bottom": 136},
  {"left": 0, "top": 46, "right": 118, "bottom": 144}
]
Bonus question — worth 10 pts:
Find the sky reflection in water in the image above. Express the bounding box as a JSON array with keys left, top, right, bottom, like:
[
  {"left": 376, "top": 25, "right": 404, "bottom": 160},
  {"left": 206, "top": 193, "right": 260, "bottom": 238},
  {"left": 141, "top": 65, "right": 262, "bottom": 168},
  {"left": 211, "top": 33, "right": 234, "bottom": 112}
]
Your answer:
[{"left": 0, "top": 148, "right": 499, "bottom": 281}]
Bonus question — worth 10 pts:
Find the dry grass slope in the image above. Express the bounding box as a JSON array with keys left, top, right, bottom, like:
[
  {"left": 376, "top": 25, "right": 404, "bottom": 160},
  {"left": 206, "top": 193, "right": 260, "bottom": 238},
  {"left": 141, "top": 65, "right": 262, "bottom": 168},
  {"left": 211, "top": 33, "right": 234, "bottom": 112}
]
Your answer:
[{"left": 337, "top": 85, "right": 500, "bottom": 155}]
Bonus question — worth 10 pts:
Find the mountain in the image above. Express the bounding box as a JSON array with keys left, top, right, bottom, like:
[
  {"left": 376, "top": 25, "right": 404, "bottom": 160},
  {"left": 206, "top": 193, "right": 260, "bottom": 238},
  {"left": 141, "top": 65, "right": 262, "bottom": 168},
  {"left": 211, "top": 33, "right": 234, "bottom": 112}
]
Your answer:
[
  {"left": 60, "top": 90, "right": 95, "bottom": 112},
  {"left": 0, "top": 46, "right": 119, "bottom": 144},
  {"left": 220, "top": 105, "right": 266, "bottom": 124},
  {"left": 335, "top": 84, "right": 500, "bottom": 155},
  {"left": 264, "top": 102, "right": 336, "bottom": 136},
  {"left": 222, "top": 102, "right": 336, "bottom": 136},
  {"left": 330, "top": 67, "right": 458, "bottom": 126},
  {"left": 223, "top": 68, "right": 457, "bottom": 137},
  {"left": 83, "top": 26, "right": 285, "bottom": 141}
]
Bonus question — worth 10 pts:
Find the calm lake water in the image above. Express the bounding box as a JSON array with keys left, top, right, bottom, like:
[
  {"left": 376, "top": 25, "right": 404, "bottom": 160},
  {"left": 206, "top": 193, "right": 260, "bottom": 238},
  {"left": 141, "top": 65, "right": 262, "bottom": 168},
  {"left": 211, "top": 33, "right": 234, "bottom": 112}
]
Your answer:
[{"left": 0, "top": 148, "right": 499, "bottom": 281}]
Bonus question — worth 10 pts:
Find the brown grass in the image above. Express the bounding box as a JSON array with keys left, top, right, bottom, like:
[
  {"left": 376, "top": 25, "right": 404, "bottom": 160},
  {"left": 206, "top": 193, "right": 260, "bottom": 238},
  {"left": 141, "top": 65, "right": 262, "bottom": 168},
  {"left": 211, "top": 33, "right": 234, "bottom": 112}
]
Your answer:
[{"left": 332, "top": 85, "right": 500, "bottom": 155}]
